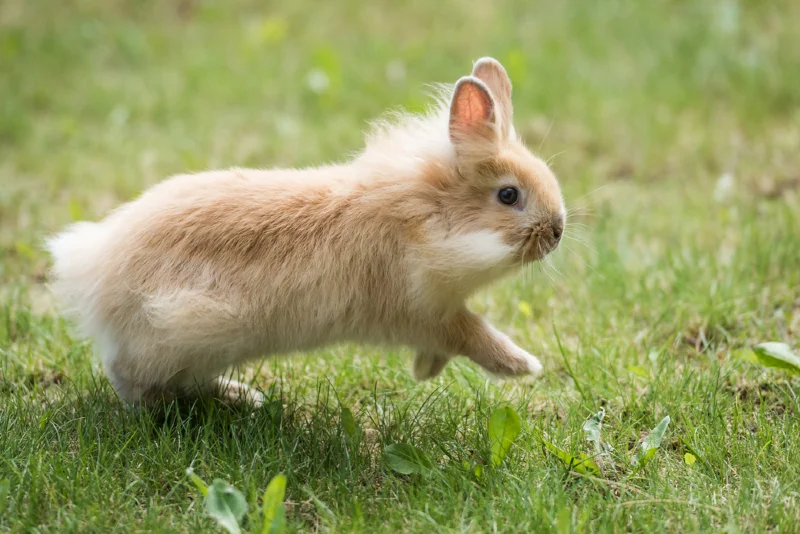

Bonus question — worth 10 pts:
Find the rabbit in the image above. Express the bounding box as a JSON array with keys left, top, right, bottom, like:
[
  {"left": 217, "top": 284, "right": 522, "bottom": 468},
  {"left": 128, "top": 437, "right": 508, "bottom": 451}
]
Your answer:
[{"left": 46, "top": 57, "right": 566, "bottom": 406}]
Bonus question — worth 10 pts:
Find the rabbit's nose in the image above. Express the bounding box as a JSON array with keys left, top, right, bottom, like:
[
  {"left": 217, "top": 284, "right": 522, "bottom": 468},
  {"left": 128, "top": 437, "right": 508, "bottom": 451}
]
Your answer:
[{"left": 550, "top": 216, "right": 564, "bottom": 242}]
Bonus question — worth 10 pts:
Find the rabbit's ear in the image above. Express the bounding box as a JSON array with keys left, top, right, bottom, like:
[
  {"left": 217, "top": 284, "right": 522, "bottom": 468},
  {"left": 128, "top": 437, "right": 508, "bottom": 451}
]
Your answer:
[
  {"left": 471, "top": 57, "right": 512, "bottom": 137},
  {"left": 449, "top": 76, "right": 498, "bottom": 153}
]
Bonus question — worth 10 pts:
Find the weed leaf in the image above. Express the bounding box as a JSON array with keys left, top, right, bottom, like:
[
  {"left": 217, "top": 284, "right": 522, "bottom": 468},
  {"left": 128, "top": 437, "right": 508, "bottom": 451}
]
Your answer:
[
  {"left": 383, "top": 443, "right": 433, "bottom": 475},
  {"left": 582, "top": 409, "right": 605, "bottom": 454},
  {"left": 186, "top": 467, "right": 208, "bottom": 497},
  {"left": 684, "top": 453, "right": 696, "bottom": 466},
  {"left": 262, "top": 474, "right": 287, "bottom": 534},
  {"left": 633, "top": 416, "right": 671, "bottom": 469},
  {"left": 206, "top": 479, "right": 248, "bottom": 534},
  {"left": 542, "top": 439, "right": 601, "bottom": 476},
  {"left": 302, "top": 487, "right": 336, "bottom": 522},
  {"left": 489, "top": 406, "right": 522, "bottom": 467},
  {"left": 341, "top": 407, "right": 359, "bottom": 439},
  {"left": 752, "top": 343, "right": 800, "bottom": 375}
]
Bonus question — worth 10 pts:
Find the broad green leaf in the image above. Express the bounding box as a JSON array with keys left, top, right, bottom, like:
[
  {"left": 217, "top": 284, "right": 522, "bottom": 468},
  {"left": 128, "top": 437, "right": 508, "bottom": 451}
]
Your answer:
[
  {"left": 576, "top": 454, "right": 600, "bottom": 475},
  {"left": 0, "top": 478, "right": 9, "bottom": 514},
  {"left": 582, "top": 409, "right": 605, "bottom": 454},
  {"left": 268, "top": 507, "right": 285, "bottom": 534},
  {"left": 489, "top": 406, "right": 522, "bottom": 467},
  {"left": 518, "top": 301, "right": 533, "bottom": 318},
  {"left": 632, "top": 416, "right": 671, "bottom": 469},
  {"left": 340, "top": 407, "right": 359, "bottom": 439},
  {"left": 383, "top": 443, "right": 433, "bottom": 475},
  {"left": 684, "top": 453, "right": 696, "bottom": 466},
  {"left": 262, "top": 474, "right": 287, "bottom": 534},
  {"left": 542, "top": 439, "right": 600, "bottom": 476},
  {"left": 206, "top": 479, "right": 248, "bottom": 534},
  {"left": 752, "top": 343, "right": 800, "bottom": 375},
  {"left": 186, "top": 467, "right": 208, "bottom": 496}
]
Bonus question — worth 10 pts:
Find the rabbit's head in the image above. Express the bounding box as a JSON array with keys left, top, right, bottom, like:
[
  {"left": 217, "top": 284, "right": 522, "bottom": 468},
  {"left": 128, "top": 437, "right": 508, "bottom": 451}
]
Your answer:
[{"left": 422, "top": 58, "right": 565, "bottom": 275}]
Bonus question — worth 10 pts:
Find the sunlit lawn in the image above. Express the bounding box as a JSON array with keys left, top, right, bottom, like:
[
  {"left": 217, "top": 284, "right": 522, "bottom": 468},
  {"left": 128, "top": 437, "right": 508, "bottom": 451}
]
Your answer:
[{"left": 1, "top": 0, "right": 799, "bottom": 531}]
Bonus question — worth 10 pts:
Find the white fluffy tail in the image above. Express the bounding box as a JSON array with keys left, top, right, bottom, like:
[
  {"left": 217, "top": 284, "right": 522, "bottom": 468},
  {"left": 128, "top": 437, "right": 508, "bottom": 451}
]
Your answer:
[{"left": 45, "top": 221, "right": 113, "bottom": 338}]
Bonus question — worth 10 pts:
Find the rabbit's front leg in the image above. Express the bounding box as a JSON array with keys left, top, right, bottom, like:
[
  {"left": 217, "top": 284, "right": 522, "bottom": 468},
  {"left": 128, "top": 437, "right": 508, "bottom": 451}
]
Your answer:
[{"left": 427, "top": 309, "right": 543, "bottom": 377}]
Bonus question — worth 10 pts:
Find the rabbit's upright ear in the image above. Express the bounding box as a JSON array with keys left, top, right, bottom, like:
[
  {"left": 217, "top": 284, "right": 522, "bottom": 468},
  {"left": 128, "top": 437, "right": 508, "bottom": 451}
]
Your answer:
[
  {"left": 449, "top": 76, "right": 499, "bottom": 157},
  {"left": 471, "top": 57, "right": 512, "bottom": 138}
]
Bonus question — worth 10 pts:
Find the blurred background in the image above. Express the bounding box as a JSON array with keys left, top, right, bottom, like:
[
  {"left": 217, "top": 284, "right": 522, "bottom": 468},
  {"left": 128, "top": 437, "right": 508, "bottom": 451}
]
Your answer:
[
  {"left": 2, "top": 0, "right": 799, "bottom": 365},
  {"left": 2, "top": 0, "right": 798, "bottom": 231}
]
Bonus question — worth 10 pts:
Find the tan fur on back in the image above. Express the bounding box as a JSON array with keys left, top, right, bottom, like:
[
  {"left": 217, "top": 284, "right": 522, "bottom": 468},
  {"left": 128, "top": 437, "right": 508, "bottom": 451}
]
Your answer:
[{"left": 46, "top": 58, "right": 566, "bottom": 403}]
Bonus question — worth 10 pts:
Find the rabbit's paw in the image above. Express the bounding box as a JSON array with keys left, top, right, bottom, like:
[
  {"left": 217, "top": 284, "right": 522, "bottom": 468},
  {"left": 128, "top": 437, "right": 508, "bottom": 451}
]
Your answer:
[
  {"left": 489, "top": 338, "right": 543, "bottom": 377},
  {"left": 212, "top": 378, "right": 266, "bottom": 408}
]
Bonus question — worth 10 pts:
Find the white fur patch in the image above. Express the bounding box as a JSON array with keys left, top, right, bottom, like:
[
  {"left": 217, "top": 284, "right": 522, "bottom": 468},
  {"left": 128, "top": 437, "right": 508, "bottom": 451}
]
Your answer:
[{"left": 434, "top": 230, "right": 514, "bottom": 270}]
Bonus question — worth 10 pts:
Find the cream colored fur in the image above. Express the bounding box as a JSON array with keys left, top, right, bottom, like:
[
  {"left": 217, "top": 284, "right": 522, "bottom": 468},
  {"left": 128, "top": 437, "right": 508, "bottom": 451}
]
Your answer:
[{"left": 46, "top": 57, "right": 566, "bottom": 405}]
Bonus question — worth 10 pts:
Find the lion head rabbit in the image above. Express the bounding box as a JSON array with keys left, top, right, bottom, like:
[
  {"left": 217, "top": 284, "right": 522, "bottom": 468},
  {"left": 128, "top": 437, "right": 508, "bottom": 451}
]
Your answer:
[{"left": 46, "top": 57, "right": 566, "bottom": 406}]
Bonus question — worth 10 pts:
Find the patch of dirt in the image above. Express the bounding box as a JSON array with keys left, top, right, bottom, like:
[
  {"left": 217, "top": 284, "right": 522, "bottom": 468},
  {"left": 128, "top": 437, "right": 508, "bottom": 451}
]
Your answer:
[
  {"left": 726, "top": 378, "right": 793, "bottom": 416},
  {"left": 754, "top": 175, "right": 800, "bottom": 200},
  {"left": 24, "top": 369, "right": 66, "bottom": 389}
]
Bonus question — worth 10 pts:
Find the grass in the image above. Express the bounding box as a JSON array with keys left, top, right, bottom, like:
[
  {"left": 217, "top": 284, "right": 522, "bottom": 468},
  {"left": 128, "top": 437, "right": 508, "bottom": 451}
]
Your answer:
[{"left": 1, "top": 0, "right": 800, "bottom": 531}]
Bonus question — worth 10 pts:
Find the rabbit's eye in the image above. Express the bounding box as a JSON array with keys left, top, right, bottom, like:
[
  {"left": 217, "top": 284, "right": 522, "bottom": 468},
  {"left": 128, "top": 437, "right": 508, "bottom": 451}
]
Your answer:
[{"left": 497, "top": 187, "right": 519, "bottom": 206}]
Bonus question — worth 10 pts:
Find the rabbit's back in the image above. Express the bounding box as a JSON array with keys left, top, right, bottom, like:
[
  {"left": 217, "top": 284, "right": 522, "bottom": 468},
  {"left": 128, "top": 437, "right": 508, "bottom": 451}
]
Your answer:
[{"left": 48, "top": 168, "right": 415, "bottom": 394}]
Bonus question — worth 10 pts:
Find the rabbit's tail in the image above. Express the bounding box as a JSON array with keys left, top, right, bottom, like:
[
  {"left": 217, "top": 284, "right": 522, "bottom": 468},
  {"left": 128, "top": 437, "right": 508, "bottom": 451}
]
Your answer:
[{"left": 45, "top": 221, "right": 114, "bottom": 337}]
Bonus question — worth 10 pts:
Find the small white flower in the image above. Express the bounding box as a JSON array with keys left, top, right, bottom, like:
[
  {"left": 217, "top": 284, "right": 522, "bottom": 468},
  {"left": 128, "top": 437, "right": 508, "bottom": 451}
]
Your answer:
[
  {"left": 714, "top": 173, "right": 734, "bottom": 202},
  {"left": 716, "top": 0, "right": 740, "bottom": 35},
  {"left": 275, "top": 115, "right": 299, "bottom": 138},
  {"left": 306, "top": 68, "right": 330, "bottom": 94}
]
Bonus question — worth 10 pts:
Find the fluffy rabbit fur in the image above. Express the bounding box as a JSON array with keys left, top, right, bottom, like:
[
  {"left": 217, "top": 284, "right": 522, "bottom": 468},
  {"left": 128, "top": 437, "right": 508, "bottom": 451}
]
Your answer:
[{"left": 47, "top": 57, "right": 566, "bottom": 406}]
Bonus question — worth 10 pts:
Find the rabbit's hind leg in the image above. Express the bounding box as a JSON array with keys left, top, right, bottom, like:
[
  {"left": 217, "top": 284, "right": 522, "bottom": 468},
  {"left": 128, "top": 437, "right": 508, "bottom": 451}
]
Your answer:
[
  {"left": 199, "top": 376, "right": 266, "bottom": 407},
  {"left": 102, "top": 339, "right": 264, "bottom": 408},
  {"left": 412, "top": 352, "right": 451, "bottom": 380},
  {"left": 171, "top": 366, "right": 266, "bottom": 408},
  {"left": 105, "top": 362, "right": 178, "bottom": 407},
  {"left": 155, "top": 366, "right": 266, "bottom": 408},
  {"left": 100, "top": 339, "right": 176, "bottom": 406}
]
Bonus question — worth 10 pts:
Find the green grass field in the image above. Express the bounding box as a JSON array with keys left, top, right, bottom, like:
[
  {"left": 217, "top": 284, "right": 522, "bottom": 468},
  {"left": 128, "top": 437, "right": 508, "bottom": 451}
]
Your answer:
[{"left": 2, "top": 0, "right": 800, "bottom": 531}]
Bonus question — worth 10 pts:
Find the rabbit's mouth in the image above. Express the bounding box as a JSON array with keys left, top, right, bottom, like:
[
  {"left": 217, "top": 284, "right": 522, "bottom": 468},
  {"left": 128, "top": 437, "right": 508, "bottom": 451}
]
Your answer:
[{"left": 521, "top": 227, "right": 561, "bottom": 263}]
